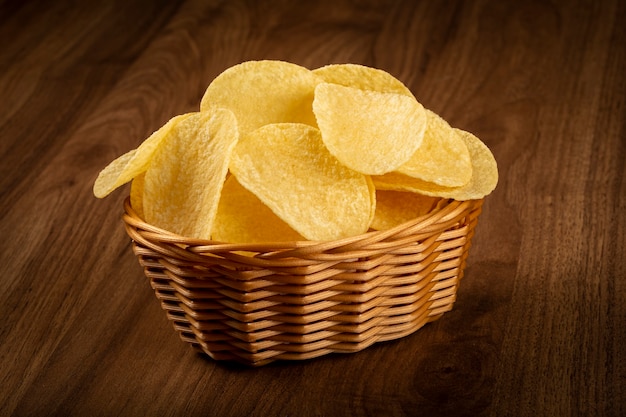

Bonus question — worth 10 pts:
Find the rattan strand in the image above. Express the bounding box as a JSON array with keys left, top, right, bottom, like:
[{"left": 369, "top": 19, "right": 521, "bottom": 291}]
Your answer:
[{"left": 122, "top": 196, "right": 483, "bottom": 366}]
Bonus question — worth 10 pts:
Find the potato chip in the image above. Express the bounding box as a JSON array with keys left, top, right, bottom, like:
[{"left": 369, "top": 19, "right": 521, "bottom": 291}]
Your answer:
[
  {"left": 395, "top": 109, "right": 472, "bottom": 187},
  {"left": 129, "top": 172, "right": 145, "bottom": 219},
  {"left": 200, "top": 60, "right": 320, "bottom": 134},
  {"left": 312, "top": 63, "right": 414, "bottom": 97},
  {"left": 371, "top": 190, "right": 440, "bottom": 231},
  {"left": 313, "top": 83, "right": 427, "bottom": 175},
  {"left": 143, "top": 109, "right": 238, "bottom": 239},
  {"left": 373, "top": 129, "right": 498, "bottom": 200},
  {"left": 213, "top": 176, "right": 304, "bottom": 243},
  {"left": 373, "top": 171, "right": 445, "bottom": 193},
  {"left": 93, "top": 113, "right": 191, "bottom": 198},
  {"left": 229, "top": 123, "right": 375, "bottom": 241}
]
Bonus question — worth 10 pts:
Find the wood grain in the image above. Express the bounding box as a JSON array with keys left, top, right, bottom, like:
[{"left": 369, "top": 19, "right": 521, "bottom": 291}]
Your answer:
[{"left": 1, "top": 0, "right": 624, "bottom": 416}]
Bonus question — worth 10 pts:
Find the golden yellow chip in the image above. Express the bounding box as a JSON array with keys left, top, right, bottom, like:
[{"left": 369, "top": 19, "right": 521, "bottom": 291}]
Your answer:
[
  {"left": 371, "top": 190, "right": 440, "bottom": 231},
  {"left": 313, "top": 83, "right": 427, "bottom": 175},
  {"left": 395, "top": 109, "right": 472, "bottom": 187},
  {"left": 373, "top": 129, "right": 498, "bottom": 200},
  {"left": 93, "top": 113, "right": 191, "bottom": 198},
  {"left": 200, "top": 60, "right": 320, "bottom": 134},
  {"left": 213, "top": 176, "right": 304, "bottom": 243},
  {"left": 143, "top": 109, "right": 239, "bottom": 238},
  {"left": 229, "top": 123, "right": 375, "bottom": 241},
  {"left": 129, "top": 172, "right": 145, "bottom": 219},
  {"left": 312, "top": 63, "right": 414, "bottom": 97}
]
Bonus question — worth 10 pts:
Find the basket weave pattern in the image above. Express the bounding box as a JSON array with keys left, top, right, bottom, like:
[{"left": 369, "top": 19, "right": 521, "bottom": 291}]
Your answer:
[{"left": 123, "top": 197, "right": 483, "bottom": 366}]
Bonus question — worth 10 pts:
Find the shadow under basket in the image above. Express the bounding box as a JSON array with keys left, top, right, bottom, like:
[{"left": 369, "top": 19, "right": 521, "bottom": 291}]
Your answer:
[{"left": 122, "top": 197, "right": 484, "bottom": 366}]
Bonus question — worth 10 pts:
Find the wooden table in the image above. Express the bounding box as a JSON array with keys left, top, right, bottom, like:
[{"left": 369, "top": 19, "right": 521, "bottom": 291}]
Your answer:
[{"left": 1, "top": 1, "right": 624, "bottom": 415}]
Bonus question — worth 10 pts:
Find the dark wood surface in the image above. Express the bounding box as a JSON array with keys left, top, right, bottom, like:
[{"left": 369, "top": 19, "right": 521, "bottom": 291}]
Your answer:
[{"left": 1, "top": 0, "right": 624, "bottom": 416}]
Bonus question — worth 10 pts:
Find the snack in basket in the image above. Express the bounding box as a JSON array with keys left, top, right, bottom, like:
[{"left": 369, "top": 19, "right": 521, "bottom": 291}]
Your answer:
[
  {"left": 129, "top": 172, "right": 145, "bottom": 219},
  {"left": 312, "top": 82, "right": 427, "bottom": 175},
  {"left": 371, "top": 190, "right": 440, "bottom": 231},
  {"left": 229, "top": 122, "right": 375, "bottom": 241},
  {"left": 92, "top": 113, "right": 191, "bottom": 198},
  {"left": 372, "top": 128, "right": 498, "bottom": 201},
  {"left": 312, "top": 63, "right": 415, "bottom": 96},
  {"left": 200, "top": 60, "right": 319, "bottom": 134},
  {"left": 213, "top": 175, "right": 304, "bottom": 243},
  {"left": 142, "top": 110, "right": 238, "bottom": 239},
  {"left": 394, "top": 109, "right": 472, "bottom": 187},
  {"left": 93, "top": 60, "right": 497, "bottom": 242}
]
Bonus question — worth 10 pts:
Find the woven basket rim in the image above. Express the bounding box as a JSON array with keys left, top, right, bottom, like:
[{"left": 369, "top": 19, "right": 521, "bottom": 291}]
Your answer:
[{"left": 122, "top": 197, "right": 482, "bottom": 254}]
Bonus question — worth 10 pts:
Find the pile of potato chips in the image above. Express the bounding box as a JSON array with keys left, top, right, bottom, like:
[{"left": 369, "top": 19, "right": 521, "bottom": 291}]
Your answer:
[{"left": 94, "top": 60, "right": 497, "bottom": 243}]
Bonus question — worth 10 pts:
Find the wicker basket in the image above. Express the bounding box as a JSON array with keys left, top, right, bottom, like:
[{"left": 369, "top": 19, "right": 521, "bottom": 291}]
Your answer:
[{"left": 122, "top": 196, "right": 483, "bottom": 366}]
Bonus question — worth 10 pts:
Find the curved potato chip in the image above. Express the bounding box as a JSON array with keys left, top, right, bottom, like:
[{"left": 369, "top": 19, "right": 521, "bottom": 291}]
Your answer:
[
  {"left": 93, "top": 113, "right": 191, "bottom": 198},
  {"left": 312, "top": 63, "right": 414, "bottom": 97},
  {"left": 129, "top": 172, "right": 145, "bottom": 219},
  {"left": 395, "top": 109, "right": 472, "bottom": 187},
  {"left": 371, "top": 190, "right": 440, "bottom": 231},
  {"left": 143, "top": 109, "right": 239, "bottom": 239},
  {"left": 230, "top": 123, "right": 375, "bottom": 241},
  {"left": 373, "top": 129, "right": 498, "bottom": 200},
  {"left": 313, "top": 83, "right": 427, "bottom": 175},
  {"left": 200, "top": 60, "right": 320, "bottom": 134},
  {"left": 213, "top": 176, "right": 304, "bottom": 243}
]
